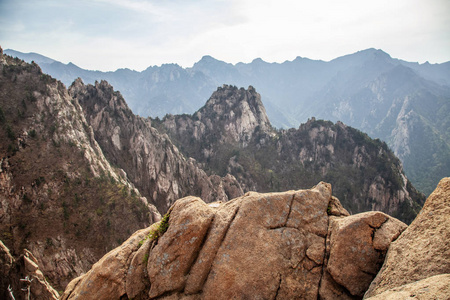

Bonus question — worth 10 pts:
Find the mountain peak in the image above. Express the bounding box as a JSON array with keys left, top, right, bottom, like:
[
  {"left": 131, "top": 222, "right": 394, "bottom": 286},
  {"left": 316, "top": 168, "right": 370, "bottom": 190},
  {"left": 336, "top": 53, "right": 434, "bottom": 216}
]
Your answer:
[
  {"left": 251, "top": 57, "right": 266, "bottom": 64},
  {"left": 199, "top": 84, "right": 272, "bottom": 141},
  {"left": 158, "top": 85, "right": 273, "bottom": 153},
  {"left": 192, "top": 55, "right": 231, "bottom": 71},
  {"left": 199, "top": 55, "right": 218, "bottom": 62}
]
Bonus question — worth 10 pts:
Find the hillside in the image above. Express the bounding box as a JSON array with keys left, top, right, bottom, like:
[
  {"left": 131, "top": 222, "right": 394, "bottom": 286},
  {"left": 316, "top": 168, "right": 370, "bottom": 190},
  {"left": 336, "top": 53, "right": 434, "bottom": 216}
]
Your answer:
[
  {"left": 154, "top": 85, "right": 425, "bottom": 223},
  {"left": 5, "top": 48, "right": 449, "bottom": 195},
  {"left": 0, "top": 48, "right": 161, "bottom": 294}
]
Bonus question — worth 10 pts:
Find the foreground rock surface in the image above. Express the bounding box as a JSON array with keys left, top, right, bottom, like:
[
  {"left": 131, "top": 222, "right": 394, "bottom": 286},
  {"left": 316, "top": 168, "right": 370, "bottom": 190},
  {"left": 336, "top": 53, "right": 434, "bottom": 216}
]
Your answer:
[
  {"left": 364, "top": 177, "right": 450, "bottom": 298},
  {"left": 365, "top": 274, "right": 450, "bottom": 300},
  {"left": 62, "top": 182, "right": 405, "bottom": 299},
  {"left": 321, "top": 212, "right": 406, "bottom": 298}
]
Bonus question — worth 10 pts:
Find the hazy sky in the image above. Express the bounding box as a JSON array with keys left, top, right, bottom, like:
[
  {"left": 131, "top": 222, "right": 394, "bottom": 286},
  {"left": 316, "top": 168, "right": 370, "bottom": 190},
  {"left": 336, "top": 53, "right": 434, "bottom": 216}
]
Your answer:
[{"left": 1, "top": 0, "right": 449, "bottom": 71}]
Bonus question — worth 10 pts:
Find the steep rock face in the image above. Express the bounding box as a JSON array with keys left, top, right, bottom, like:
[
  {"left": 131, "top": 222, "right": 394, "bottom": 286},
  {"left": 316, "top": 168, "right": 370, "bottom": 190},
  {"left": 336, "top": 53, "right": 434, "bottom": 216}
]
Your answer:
[
  {"left": 155, "top": 85, "right": 424, "bottom": 223},
  {"left": 364, "top": 177, "right": 450, "bottom": 298},
  {"left": 0, "top": 51, "right": 160, "bottom": 292},
  {"left": 62, "top": 182, "right": 406, "bottom": 300},
  {"left": 69, "top": 79, "right": 243, "bottom": 213},
  {"left": 0, "top": 240, "right": 15, "bottom": 299}
]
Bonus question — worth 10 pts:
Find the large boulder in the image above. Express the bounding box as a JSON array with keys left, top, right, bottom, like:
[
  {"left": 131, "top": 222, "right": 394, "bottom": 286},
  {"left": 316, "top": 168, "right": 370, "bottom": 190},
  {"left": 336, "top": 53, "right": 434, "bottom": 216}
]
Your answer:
[
  {"left": 321, "top": 212, "right": 406, "bottom": 299},
  {"left": 61, "top": 182, "right": 406, "bottom": 299},
  {"left": 364, "top": 177, "right": 450, "bottom": 298}
]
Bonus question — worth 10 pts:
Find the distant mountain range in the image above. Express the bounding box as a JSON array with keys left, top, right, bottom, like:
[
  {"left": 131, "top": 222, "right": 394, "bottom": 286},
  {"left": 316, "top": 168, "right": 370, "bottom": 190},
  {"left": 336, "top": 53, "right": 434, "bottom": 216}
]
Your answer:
[{"left": 5, "top": 48, "right": 450, "bottom": 194}]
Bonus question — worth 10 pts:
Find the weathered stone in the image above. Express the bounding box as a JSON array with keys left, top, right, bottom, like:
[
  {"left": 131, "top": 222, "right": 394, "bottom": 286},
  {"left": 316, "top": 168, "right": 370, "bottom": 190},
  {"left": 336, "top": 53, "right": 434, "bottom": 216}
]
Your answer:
[
  {"left": 306, "top": 242, "right": 325, "bottom": 265},
  {"left": 148, "top": 196, "right": 215, "bottom": 298},
  {"left": 62, "top": 183, "right": 334, "bottom": 299},
  {"left": 0, "top": 240, "right": 14, "bottom": 299},
  {"left": 364, "top": 177, "right": 450, "bottom": 298},
  {"left": 372, "top": 218, "right": 405, "bottom": 250},
  {"left": 199, "top": 186, "right": 329, "bottom": 300},
  {"left": 0, "top": 239, "right": 13, "bottom": 275},
  {"left": 125, "top": 225, "right": 157, "bottom": 298},
  {"left": 325, "top": 211, "right": 407, "bottom": 297},
  {"left": 319, "top": 270, "right": 359, "bottom": 300},
  {"left": 184, "top": 201, "right": 240, "bottom": 294},
  {"left": 61, "top": 227, "right": 151, "bottom": 300},
  {"left": 328, "top": 196, "right": 350, "bottom": 217},
  {"left": 0, "top": 244, "right": 59, "bottom": 300},
  {"left": 365, "top": 274, "right": 450, "bottom": 300},
  {"left": 62, "top": 182, "right": 406, "bottom": 300}
]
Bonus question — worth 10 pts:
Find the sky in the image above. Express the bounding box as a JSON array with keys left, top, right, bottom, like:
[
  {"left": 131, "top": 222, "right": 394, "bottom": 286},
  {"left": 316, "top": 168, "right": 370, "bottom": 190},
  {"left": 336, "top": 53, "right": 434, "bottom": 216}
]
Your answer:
[{"left": 1, "top": 0, "right": 449, "bottom": 72}]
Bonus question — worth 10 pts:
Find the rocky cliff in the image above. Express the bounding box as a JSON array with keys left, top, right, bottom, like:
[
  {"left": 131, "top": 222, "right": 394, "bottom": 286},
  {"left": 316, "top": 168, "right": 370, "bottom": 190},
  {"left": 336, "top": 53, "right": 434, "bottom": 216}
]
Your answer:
[
  {"left": 155, "top": 85, "right": 425, "bottom": 223},
  {"left": 69, "top": 79, "right": 243, "bottom": 213},
  {"left": 0, "top": 49, "right": 160, "bottom": 296},
  {"left": 61, "top": 182, "right": 407, "bottom": 300}
]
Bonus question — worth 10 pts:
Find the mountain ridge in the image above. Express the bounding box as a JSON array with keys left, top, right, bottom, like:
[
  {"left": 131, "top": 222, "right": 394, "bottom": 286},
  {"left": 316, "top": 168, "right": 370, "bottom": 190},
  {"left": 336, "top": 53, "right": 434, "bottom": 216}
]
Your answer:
[{"left": 5, "top": 48, "right": 448, "bottom": 195}]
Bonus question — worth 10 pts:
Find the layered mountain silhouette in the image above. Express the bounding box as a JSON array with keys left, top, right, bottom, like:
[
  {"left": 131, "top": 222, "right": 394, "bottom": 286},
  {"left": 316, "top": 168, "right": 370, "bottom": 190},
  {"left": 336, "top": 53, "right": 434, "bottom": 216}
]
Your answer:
[{"left": 5, "top": 48, "right": 449, "bottom": 195}]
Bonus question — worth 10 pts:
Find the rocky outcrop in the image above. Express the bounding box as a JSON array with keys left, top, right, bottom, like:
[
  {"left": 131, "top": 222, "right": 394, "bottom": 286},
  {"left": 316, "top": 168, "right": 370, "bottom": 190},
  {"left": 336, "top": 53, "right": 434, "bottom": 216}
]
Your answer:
[
  {"left": 364, "top": 177, "right": 450, "bottom": 299},
  {"left": 162, "top": 84, "right": 272, "bottom": 146},
  {"left": 156, "top": 85, "right": 424, "bottom": 223},
  {"left": 1, "top": 240, "right": 59, "bottom": 300},
  {"left": 0, "top": 240, "right": 14, "bottom": 299},
  {"left": 62, "top": 182, "right": 406, "bottom": 299},
  {"left": 69, "top": 79, "right": 243, "bottom": 213}
]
